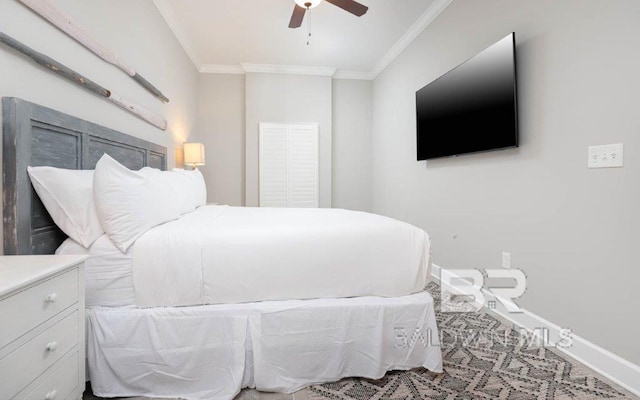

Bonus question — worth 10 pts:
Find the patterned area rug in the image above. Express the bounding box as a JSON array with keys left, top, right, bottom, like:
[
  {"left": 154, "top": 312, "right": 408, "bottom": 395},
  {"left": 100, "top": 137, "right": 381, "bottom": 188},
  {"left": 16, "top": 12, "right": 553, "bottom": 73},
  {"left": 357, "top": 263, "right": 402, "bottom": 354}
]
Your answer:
[{"left": 307, "top": 282, "right": 633, "bottom": 400}]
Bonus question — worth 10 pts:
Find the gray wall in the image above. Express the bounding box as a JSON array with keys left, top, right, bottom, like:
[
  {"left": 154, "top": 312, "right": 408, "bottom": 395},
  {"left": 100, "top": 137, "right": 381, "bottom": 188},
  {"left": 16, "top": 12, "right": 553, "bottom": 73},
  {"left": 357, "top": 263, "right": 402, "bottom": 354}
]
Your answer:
[
  {"left": 197, "top": 74, "right": 246, "bottom": 206},
  {"left": 245, "top": 73, "right": 332, "bottom": 207},
  {"left": 197, "top": 75, "right": 374, "bottom": 210},
  {"left": 332, "top": 79, "right": 372, "bottom": 212},
  {"left": 371, "top": 0, "right": 640, "bottom": 364},
  {"left": 0, "top": 0, "right": 199, "bottom": 162},
  {"left": 0, "top": 0, "right": 199, "bottom": 250}
]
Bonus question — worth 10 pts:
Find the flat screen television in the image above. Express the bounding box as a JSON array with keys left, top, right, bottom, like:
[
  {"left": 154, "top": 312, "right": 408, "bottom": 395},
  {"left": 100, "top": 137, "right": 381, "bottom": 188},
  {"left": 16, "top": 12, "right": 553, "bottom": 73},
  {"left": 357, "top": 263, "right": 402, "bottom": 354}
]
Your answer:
[{"left": 416, "top": 33, "right": 518, "bottom": 161}]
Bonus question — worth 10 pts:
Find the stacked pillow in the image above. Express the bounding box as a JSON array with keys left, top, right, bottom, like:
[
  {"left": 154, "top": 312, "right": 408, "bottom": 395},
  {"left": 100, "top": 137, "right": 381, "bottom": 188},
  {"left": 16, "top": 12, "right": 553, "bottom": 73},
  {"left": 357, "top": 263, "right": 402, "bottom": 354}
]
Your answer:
[
  {"left": 27, "top": 167, "right": 104, "bottom": 248},
  {"left": 93, "top": 154, "right": 206, "bottom": 252},
  {"left": 27, "top": 154, "right": 207, "bottom": 253}
]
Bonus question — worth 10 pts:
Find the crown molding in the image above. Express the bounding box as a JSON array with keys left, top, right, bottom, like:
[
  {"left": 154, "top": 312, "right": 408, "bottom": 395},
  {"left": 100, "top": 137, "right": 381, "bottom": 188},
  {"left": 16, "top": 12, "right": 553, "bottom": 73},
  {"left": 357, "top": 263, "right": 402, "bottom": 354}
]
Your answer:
[
  {"left": 240, "top": 63, "right": 337, "bottom": 77},
  {"left": 333, "top": 70, "right": 374, "bottom": 80},
  {"left": 153, "top": 0, "right": 201, "bottom": 69},
  {"left": 370, "top": 0, "right": 453, "bottom": 79},
  {"left": 199, "top": 65, "right": 370, "bottom": 79},
  {"left": 199, "top": 64, "right": 246, "bottom": 74},
  {"left": 155, "top": 0, "right": 452, "bottom": 80}
]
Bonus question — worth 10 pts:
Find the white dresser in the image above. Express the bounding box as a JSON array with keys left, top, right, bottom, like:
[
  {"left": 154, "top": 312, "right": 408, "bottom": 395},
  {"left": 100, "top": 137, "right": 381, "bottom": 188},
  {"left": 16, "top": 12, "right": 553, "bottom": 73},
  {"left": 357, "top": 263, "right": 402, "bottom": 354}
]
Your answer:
[{"left": 0, "top": 255, "right": 86, "bottom": 400}]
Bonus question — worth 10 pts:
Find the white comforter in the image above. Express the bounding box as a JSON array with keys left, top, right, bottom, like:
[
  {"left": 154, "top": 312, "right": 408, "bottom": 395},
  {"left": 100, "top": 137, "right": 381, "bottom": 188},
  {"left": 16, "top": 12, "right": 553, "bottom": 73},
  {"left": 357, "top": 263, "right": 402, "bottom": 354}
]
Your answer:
[{"left": 132, "top": 206, "right": 431, "bottom": 307}]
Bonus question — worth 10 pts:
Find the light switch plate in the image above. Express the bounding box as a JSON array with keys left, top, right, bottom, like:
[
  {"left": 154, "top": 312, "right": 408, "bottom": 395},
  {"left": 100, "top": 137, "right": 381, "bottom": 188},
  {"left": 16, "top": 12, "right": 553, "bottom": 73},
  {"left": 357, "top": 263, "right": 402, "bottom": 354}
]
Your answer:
[{"left": 588, "top": 143, "right": 623, "bottom": 168}]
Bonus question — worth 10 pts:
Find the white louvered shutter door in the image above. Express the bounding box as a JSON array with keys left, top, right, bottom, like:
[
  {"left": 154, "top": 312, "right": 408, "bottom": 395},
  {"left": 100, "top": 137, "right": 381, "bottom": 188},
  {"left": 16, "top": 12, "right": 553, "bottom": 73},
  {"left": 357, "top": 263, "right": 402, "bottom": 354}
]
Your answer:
[
  {"left": 259, "top": 123, "right": 319, "bottom": 208},
  {"left": 259, "top": 124, "right": 289, "bottom": 207},
  {"left": 288, "top": 124, "right": 319, "bottom": 207}
]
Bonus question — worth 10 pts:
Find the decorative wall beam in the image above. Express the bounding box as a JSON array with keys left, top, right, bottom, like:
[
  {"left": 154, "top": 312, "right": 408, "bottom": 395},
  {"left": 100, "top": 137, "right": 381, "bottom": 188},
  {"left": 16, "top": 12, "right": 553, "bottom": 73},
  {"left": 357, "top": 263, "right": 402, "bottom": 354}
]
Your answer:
[
  {"left": 19, "top": 0, "right": 171, "bottom": 103},
  {"left": 0, "top": 31, "right": 168, "bottom": 131}
]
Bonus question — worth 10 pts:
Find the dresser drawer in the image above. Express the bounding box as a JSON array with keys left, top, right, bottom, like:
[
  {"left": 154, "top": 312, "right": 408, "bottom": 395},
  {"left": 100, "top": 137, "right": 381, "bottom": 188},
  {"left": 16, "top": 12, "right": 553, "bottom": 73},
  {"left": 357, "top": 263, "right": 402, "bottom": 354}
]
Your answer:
[
  {"left": 0, "top": 268, "right": 79, "bottom": 349},
  {"left": 0, "top": 310, "right": 79, "bottom": 399},
  {"left": 17, "top": 351, "right": 80, "bottom": 400}
]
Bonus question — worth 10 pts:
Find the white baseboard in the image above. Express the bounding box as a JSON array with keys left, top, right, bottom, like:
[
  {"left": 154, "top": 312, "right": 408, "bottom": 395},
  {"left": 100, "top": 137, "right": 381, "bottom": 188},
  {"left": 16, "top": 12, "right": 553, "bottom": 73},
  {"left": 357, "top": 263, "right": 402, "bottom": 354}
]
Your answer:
[{"left": 431, "top": 264, "right": 640, "bottom": 397}]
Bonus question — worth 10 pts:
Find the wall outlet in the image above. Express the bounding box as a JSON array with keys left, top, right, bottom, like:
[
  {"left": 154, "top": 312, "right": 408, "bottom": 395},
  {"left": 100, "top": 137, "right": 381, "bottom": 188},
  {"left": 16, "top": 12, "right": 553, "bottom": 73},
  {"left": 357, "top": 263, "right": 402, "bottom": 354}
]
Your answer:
[
  {"left": 502, "top": 252, "right": 511, "bottom": 269},
  {"left": 588, "top": 143, "right": 624, "bottom": 168}
]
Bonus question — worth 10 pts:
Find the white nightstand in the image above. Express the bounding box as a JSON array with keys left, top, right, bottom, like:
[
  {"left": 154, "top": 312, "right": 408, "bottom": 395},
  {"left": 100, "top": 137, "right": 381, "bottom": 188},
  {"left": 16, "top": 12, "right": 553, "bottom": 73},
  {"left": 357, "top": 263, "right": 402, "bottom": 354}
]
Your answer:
[{"left": 0, "top": 255, "right": 86, "bottom": 400}]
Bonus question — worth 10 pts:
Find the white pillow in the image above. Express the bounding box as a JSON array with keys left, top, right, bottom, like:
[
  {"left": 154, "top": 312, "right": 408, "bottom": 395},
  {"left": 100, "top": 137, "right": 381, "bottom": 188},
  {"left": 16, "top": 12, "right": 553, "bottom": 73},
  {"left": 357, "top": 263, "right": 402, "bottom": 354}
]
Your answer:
[
  {"left": 93, "top": 155, "right": 206, "bottom": 252},
  {"left": 171, "top": 168, "right": 207, "bottom": 210},
  {"left": 27, "top": 166, "right": 104, "bottom": 248}
]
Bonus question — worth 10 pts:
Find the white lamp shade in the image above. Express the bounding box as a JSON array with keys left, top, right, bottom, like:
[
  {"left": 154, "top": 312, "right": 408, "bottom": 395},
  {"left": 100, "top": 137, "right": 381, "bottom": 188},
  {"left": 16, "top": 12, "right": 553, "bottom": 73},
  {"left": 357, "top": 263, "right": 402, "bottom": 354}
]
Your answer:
[
  {"left": 184, "top": 142, "right": 206, "bottom": 166},
  {"left": 295, "top": 0, "right": 322, "bottom": 8}
]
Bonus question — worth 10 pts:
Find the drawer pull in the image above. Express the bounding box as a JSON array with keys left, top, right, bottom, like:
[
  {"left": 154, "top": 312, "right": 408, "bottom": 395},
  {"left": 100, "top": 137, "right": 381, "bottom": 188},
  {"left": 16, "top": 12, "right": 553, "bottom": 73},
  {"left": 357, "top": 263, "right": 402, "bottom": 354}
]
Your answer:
[
  {"left": 44, "top": 389, "right": 57, "bottom": 400},
  {"left": 46, "top": 341, "right": 58, "bottom": 352},
  {"left": 45, "top": 293, "right": 58, "bottom": 303}
]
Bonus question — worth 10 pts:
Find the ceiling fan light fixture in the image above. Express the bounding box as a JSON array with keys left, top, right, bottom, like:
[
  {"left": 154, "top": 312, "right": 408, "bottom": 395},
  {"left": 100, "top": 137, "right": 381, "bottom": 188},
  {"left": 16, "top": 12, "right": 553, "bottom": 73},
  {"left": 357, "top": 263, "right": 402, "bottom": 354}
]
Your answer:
[{"left": 294, "top": 0, "right": 322, "bottom": 9}]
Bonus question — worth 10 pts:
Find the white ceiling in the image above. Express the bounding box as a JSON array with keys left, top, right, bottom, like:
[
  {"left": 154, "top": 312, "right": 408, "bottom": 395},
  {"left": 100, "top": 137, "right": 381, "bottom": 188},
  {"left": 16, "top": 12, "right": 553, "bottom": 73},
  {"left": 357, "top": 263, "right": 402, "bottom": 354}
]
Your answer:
[{"left": 153, "top": 0, "right": 452, "bottom": 79}]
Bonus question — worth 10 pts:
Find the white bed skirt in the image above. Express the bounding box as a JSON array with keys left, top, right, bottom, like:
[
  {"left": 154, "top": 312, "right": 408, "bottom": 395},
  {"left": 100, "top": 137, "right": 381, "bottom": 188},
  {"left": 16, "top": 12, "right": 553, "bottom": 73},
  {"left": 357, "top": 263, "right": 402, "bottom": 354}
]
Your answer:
[{"left": 86, "top": 292, "right": 443, "bottom": 400}]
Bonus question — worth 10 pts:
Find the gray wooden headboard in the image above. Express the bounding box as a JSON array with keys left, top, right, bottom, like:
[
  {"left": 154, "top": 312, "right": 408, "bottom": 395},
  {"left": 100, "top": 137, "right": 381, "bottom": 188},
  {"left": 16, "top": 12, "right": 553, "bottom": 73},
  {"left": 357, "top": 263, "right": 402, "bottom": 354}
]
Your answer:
[{"left": 2, "top": 97, "right": 167, "bottom": 255}]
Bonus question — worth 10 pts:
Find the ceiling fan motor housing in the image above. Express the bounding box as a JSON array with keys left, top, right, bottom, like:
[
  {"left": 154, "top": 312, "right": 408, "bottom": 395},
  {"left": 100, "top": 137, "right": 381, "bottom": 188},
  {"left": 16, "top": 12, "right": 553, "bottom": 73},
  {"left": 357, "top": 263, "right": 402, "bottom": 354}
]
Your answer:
[
  {"left": 295, "top": 0, "right": 322, "bottom": 9},
  {"left": 289, "top": 0, "right": 368, "bottom": 29}
]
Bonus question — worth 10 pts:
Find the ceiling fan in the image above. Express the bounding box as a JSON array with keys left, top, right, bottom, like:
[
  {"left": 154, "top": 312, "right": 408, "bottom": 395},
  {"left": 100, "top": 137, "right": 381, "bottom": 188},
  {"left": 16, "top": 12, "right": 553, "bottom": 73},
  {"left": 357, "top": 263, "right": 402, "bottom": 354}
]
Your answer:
[{"left": 288, "top": 0, "right": 369, "bottom": 29}]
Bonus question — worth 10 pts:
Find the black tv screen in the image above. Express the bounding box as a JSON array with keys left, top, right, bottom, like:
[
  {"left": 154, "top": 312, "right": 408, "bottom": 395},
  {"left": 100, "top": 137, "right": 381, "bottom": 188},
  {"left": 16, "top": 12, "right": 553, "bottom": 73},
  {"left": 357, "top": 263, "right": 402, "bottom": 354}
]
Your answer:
[{"left": 416, "top": 33, "right": 518, "bottom": 160}]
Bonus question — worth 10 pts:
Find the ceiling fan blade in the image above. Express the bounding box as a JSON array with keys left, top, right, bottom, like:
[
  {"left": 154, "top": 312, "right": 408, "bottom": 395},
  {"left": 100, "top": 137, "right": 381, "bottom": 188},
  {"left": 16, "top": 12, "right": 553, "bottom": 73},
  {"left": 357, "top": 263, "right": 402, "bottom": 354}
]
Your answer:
[
  {"left": 288, "top": 4, "right": 306, "bottom": 28},
  {"left": 325, "top": 0, "right": 368, "bottom": 17}
]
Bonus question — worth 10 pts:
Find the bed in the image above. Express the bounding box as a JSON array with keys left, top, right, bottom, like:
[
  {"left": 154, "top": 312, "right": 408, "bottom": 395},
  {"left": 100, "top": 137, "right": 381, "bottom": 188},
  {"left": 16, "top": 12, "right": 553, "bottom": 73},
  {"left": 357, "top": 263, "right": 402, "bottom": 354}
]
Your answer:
[{"left": 2, "top": 98, "right": 443, "bottom": 400}]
